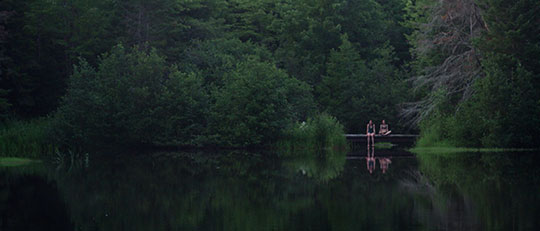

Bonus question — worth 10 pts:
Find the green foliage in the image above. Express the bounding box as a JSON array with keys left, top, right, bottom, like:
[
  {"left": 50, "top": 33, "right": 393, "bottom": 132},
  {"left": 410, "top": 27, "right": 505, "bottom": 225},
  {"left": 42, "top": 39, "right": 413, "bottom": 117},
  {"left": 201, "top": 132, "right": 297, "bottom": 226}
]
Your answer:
[
  {"left": 3, "top": 0, "right": 415, "bottom": 149},
  {"left": 267, "top": 0, "right": 398, "bottom": 88},
  {"left": 411, "top": 0, "right": 540, "bottom": 148},
  {"left": 181, "top": 38, "right": 274, "bottom": 87},
  {"left": 117, "top": 0, "right": 227, "bottom": 60},
  {"left": 0, "top": 118, "right": 56, "bottom": 158},
  {"left": 51, "top": 45, "right": 209, "bottom": 147},
  {"left": 416, "top": 55, "right": 540, "bottom": 148},
  {"left": 458, "top": 54, "right": 540, "bottom": 148},
  {"left": 0, "top": 0, "right": 118, "bottom": 116},
  {"left": 413, "top": 149, "right": 540, "bottom": 230},
  {"left": 52, "top": 45, "right": 316, "bottom": 148},
  {"left": 317, "top": 35, "right": 409, "bottom": 133},
  {"left": 209, "top": 60, "right": 316, "bottom": 147},
  {"left": 278, "top": 113, "right": 347, "bottom": 155}
]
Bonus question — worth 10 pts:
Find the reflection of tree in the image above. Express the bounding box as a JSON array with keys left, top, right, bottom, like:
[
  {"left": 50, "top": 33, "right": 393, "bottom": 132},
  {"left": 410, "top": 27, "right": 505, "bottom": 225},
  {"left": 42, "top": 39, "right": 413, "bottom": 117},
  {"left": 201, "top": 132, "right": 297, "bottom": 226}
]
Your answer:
[
  {"left": 411, "top": 151, "right": 540, "bottom": 230},
  {"left": 8, "top": 150, "right": 536, "bottom": 230},
  {"left": 0, "top": 164, "right": 72, "bottom": 231},
  {"left": 46, "top": 151, "right": 330, "bottom": 231},
  {"left": 281, "top": 149, "right": 347, "bottom": 183},
  {"left": 319, "top": 157, "right": 420, "bottom": 231}
]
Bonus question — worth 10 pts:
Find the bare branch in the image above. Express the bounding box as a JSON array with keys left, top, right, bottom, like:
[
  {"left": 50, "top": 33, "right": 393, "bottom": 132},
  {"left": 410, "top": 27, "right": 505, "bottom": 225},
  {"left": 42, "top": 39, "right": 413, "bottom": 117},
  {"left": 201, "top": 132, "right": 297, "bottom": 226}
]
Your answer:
[{"left": 402, "top": 0, "right": 486, "bottom": 125}]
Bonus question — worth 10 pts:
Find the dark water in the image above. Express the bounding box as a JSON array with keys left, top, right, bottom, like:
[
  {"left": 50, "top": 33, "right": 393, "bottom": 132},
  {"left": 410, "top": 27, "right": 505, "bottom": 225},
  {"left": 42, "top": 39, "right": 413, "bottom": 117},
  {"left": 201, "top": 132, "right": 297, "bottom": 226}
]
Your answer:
[{"left": 1, "top": 147, "right": 540, "bottom": 231}]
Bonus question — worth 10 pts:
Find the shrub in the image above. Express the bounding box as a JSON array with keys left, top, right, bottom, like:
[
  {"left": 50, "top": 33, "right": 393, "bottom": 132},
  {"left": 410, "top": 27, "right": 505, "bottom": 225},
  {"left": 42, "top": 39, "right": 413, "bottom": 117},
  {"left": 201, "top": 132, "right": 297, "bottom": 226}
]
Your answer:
[
  {"left": 278, "top": 113, "right": 347, "bottom": 155},
  {"left": 51, "top": 45, "right": 209, "bottom": 148},
  {"left": 52, "top": 44, "right": 316, "bottom": 149},
  {"left": 208, "top": 60, "right": 316, "bottom": 147}
]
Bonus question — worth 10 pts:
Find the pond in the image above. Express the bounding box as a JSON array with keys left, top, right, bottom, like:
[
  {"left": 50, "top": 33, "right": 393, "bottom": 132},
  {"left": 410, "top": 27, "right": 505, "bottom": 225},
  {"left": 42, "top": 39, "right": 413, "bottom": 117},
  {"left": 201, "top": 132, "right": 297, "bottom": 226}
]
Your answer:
[{"left": 1, "top": 146, "right": 539, "bottom": 230}]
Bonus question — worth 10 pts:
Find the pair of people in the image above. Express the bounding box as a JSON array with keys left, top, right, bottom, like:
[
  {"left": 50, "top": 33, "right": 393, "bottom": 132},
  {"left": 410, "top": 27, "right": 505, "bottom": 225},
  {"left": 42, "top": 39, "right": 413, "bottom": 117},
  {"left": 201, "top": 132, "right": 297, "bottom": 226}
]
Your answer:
[{"left": 366, "top": 120, "right": 391, "bottom": 146}]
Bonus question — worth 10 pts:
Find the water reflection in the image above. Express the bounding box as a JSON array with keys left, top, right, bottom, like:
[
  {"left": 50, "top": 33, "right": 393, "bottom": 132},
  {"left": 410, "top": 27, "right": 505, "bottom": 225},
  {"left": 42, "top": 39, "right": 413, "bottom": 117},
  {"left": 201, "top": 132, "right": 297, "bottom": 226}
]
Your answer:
[
  {"left": 281, "top": 149, "right": 347, "bottom": 182},
  {"left": 1, "top": 149, "right": 539, "bottom": 230},
  {"left": 359, "top": 147, "right": 396, "bottom": 174},
  {"left": 409, "top": 150, "right": 540, "bottom": 230},
  {"left": 379, "top": 157, "right": 391, "bottom": 174},
  {"left": 366, "top": 147, "right": 375, "bottom": 174}
]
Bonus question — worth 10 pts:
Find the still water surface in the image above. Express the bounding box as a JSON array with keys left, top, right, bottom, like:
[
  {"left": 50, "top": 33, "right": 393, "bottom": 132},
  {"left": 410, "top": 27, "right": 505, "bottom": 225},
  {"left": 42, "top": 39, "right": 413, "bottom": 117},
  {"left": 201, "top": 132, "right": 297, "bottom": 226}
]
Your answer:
[{"left": 1, "top": 147, "right": 539, "bottom": 230}]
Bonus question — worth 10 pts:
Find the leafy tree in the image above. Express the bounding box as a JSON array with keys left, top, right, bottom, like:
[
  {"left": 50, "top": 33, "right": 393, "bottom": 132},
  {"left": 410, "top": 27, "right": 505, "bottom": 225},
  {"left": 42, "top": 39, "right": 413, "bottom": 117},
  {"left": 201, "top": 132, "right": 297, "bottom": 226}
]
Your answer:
[
  {"left": 209, "top": 59, "right": 315, "bottom": 147},
  {"left": 317, "top": 35, "right": 369, "bottom": 132},
  {"left": 181, "top": 38, "right": 274, "bottom": 87},
  {"left": 375, "top": 0, "right": 412, "bottom": 64},
  {"left": 473, "top": 0, "right": 540, "bottom": 147},
  {"left": 52, "top": 45, "right": 209, "bottom": 147},
  {"left": 268, "top": 0, "right": 343, "bottom": 86},
  {"left": 318, "top": 35, "right": 408, "bottom": 133},
  {"left": 222, "top": 0, "right": 276, "bottom": 45},
  {"left": 117, "top": 0, "right": 227, "bottom": 61},
  {"left": 0, "top": 0, "right": 117, "bottom": 116}
]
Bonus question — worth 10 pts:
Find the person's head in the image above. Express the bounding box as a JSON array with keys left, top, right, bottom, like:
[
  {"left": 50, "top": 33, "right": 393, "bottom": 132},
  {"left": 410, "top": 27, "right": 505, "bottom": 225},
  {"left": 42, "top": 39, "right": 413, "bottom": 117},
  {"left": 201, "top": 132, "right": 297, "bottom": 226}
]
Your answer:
[
  {"left": 369, "top": 120, "right": 373, "bottom": 124},
  {"left": 382, "top": 120, "right": 386, "bottom": 124}
]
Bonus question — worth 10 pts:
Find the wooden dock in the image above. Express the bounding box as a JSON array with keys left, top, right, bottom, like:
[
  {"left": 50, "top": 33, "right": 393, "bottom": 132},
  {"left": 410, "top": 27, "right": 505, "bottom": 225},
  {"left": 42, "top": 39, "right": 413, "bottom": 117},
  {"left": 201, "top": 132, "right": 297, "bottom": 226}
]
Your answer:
[{"left": 345, "top": 134, "right": 418, "bottom": 143}]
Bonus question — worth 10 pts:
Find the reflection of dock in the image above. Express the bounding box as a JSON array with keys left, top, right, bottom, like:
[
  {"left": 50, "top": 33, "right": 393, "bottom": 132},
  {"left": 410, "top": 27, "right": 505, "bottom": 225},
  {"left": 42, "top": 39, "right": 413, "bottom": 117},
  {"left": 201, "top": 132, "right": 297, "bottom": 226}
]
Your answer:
[
  {"left": 346, "top": 156, "right": 415, "bottom": 160},
  {"left": 346, "top": 134, "right": 418, "bottom": 151}
]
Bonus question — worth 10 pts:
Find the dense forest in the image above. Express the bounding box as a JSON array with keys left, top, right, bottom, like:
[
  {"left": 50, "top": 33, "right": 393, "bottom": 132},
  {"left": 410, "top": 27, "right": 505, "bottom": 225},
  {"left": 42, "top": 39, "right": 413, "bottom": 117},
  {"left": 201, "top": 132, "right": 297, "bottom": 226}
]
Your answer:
[{"left": 0, "top": 0, "right": 539, "bottom": 152}]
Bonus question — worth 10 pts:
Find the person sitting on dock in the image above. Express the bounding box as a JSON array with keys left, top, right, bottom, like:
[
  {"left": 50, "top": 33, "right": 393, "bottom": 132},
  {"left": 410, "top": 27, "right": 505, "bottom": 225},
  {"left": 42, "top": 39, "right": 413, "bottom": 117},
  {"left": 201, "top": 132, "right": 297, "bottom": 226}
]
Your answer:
[
  {"left": 366, "top": 120, "right": 375, "bottom": 147},
  {"left": 379, "top": 120, "right": 391, "bottom": 136}
]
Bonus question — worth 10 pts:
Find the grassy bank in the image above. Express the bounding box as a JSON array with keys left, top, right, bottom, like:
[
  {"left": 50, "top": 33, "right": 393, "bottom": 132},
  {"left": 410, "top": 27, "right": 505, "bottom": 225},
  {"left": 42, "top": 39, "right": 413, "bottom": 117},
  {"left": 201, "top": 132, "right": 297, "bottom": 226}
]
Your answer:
[
  {"left": 413, "top": 123, "right": 535, "bottom": 153},
  {"left": 0, "top": 157, "right": 42, "bottom": 167},
  {"left": 0, "top": 118, "right": 56, "bottom": 158},
  {"left": 410, "top": 146, "right": 535, "bottom": 155}
]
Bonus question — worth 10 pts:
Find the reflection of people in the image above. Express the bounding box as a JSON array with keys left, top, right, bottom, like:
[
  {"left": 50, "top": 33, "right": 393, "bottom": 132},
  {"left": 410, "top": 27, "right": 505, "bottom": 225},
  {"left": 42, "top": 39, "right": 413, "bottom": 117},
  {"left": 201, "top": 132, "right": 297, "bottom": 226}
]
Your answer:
[
  {"left": 379, "top": 120, "right": 391, "bottom": 136},
  {"left": 366, "top": 147, "right": 375, "bottom": 174},
  {"left": 366, "top": 120, "right": 375, "bottom": 147},
  {"left": 378, "top": 157, "right": 392, "bottom": 174}
]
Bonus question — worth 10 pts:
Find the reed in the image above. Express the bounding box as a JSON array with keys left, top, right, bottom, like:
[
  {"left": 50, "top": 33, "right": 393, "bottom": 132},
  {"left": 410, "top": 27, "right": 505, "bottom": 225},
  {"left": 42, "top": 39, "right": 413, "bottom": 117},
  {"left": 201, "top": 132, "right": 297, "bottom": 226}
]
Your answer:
[
  {"left": 277, "top": 114, "right": 348, "bottom": 156},
  {"left": 0, "top": 118, "right": 57, "bottom": 158}
]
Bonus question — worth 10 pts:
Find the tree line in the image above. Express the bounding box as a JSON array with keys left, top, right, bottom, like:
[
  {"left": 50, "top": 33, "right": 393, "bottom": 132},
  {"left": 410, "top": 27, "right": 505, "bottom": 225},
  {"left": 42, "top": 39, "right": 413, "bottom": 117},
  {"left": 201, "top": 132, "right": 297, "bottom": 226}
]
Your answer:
[
  {"left": 1, "top": 0, "right": 538, "bottom": 148},
  {"left": 1, "top": 0, "right": 410, "bottom": 148}
]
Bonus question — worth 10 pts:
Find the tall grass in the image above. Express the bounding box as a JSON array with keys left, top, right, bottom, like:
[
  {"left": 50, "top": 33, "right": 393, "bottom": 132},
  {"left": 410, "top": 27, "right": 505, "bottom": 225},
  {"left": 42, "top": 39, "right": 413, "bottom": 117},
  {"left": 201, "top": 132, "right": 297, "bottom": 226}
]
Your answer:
[
  {"left": 277, "top": 114, "right": 348, "bottom": 156},
  {"left": 0, "top": 118, "right": 57, "bottom": 158}
]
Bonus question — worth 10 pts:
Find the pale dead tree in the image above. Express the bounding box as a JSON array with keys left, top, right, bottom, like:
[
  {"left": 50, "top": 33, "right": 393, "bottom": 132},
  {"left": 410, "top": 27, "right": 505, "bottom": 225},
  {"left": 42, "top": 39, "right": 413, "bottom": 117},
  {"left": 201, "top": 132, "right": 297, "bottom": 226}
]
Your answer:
[{"left": 402, "top": 0, "right": 487, "bottom": 126}]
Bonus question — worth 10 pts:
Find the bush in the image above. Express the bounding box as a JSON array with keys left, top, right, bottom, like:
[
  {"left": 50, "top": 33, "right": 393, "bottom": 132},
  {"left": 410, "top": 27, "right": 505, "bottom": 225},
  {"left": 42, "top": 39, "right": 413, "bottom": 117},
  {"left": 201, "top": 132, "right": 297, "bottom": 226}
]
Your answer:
[
  {"left": 278, "top": 113, "right": 347, "bottom": 155},
  {"left": 208, "top": 60, "right": 316, "bottom": 147},
  {"left": 52, "top": 44, "right": 317, "bottom": 149},
  {"left": 51, "top": 45, "right": 209, "bottom": 148}
]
